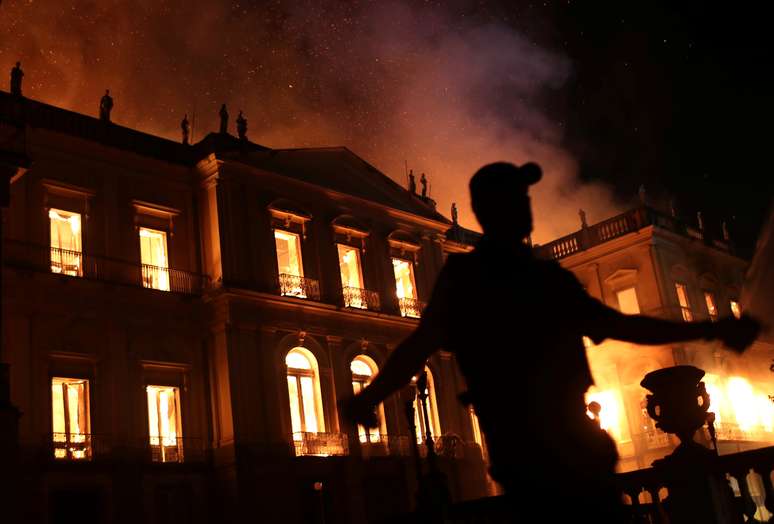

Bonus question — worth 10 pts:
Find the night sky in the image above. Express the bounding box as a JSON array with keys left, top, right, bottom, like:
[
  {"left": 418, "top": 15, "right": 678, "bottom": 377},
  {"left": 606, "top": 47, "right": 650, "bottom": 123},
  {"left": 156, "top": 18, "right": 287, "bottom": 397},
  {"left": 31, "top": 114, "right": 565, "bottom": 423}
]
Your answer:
[{"left": 1, "top": 1, "right": 771, "bottom": 253}]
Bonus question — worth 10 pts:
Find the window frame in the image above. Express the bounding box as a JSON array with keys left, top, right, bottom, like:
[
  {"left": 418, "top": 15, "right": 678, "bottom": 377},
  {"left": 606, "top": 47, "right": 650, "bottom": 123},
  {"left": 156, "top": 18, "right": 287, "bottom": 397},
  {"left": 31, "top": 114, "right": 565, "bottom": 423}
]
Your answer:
[
  {"left": 285, "top": 347, "right": 325, "bottom": 439},
  {"left": 145, "top": 384, "right": 184, "bottom": 463},
  {"left": 48, "top": 208, "right": 84, "bottom": 277},
  {"left": 51, "top": 376, "right": 92, "bottom": 460},
  {"left": 138, "top": 226, "right": 171, "bottom": 291},
  {"left": 674, "top": 282, "right": 694, "bottom": 322}
]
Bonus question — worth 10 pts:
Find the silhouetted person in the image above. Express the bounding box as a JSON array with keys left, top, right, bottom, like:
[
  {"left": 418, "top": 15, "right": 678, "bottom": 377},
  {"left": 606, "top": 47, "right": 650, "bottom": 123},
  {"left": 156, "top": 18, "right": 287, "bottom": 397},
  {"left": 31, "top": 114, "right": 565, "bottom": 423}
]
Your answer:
[
  {"left": 236, "top": 110, "right": 247, "bottom": 140},
  {"left": 420, "top": 173, "right": 428, "bottom": 198},
  {"left": 181, "top": 114, "right": 190, "bottom": 145},
  {"left": 219, "top": 103, "right": 229, "bottom": 134},
  {"left": 343, "top": 161, "right": 760, "bottom": 522},
  {"left": 407, "top": 169, "right": 416, "bottom": 194},
  {"left": 10, "top": 62, "right": 23, "bottom": 96},
  {"left": 99, "top": 90, "right": 113, "bottom": 122}
]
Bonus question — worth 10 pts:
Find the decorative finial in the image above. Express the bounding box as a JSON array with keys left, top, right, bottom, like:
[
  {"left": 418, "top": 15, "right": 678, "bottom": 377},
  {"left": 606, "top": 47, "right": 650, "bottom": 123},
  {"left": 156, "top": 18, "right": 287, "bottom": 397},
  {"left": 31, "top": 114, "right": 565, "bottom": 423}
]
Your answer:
[
  {"left": 722, "top": 220, "right": 730, "bottom": 241},
  {"left": 10, "top": 61, "right": 23, "bottom": 96},
  {"left": 638, "top": 184, "right": 647, "bottom": 205},
  {"left": 99, "top": 89, "right": 114, "bottom": 122},
  {"left": 451, "top": 202, "right": 458, "bottom": 225},
  {"left": 669, "top": 197, "right": 678, "bottom": 218},
  {"left": 408, "top": 169, "right": 416, "bottom": 194},
  {"left": 236, "top": 110, "right": 248, "bottom": 140},
  {"left": 181, "top": 114, "right": 190, "bottom": 145},
  {"left": 420, "top": 173, "right": 427, "bottom": 198},
  {"left": 697, "top": 211, "right": 704, "bottom": 231},
  {"left": 579, "top": 208, "right": 588, "bottom": 228},
  {"left": 219, "top": 103, "right": 229, "bottom": 134}
]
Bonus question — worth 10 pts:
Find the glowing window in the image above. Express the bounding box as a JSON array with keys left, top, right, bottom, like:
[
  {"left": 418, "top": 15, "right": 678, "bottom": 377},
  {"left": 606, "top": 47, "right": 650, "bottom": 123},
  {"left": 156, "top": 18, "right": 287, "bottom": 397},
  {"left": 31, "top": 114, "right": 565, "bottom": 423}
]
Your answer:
[
  {"left": 675, "top": 283, "right": 693, "bottom": 321},
  {"left": 338, "top": 245, "right": 366, "bottom": 308},
  {"left": 139, "top": 227, "right": 170, "bottom": 291},
  {"left": 616, "top": 287, "right": 641, "bottom": 315},
  {"left": 146, "top": 385, "right": 183, "bottom": 463},
  {"left": 730, "top": 300, "right": 741, "bottom": 319},
  {"left": 412, "top": 368, "right": 441, "bottom": 444},
  {"left": 51, "top": 377, "right": 91, "bottom": 460},
  {"left": 49, "top": 208, "right": 82, "bottom": 277},
  {"left": 350, "top": 355, "right": 384, "bottom": 443},
  {"left": 727, "top": 377, "right": 757, "bottom": 431},
  {"left": 704, "top": 292, "right": 718, "bottom": 321},
  {"left": 585, "top": 388, "right": 629, "bottom": 443},
  {"left": 393, "top": 258, "right": 419, "bottom": 317},
  {"left": 286, "top": 348, "right": 324, "bottom": 440},
  {"left": 275, "top": 230, "right": 304, "bottom": 277},
  {"left": 469, "top": 406, "right": 488, "bottom": 458}
]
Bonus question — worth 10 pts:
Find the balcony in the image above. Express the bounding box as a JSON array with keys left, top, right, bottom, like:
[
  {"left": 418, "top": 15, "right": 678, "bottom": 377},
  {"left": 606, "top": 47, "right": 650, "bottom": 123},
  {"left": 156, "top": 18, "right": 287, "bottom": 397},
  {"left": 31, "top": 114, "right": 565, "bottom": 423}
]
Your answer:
[
  {"left": 397, "top": 297, "right": 425, "bottom": 318},
  {"left": 50, "top": 433, "right": 108, "bottom": 461},
  {"left": 342, "top": 286, "right": 380, "bottom": 310},
  {"left": 145, "top": 436, "right": 206, "bottom": 463},
  {"left": 4, "top": 240, "right": 208, "bottom": 295},
  {"left": 359, "top": 434, "right": 474, "bottom": 460},
  {"left": 292, "top": 432, "right": 348, "bottom": 457},
  {"left": 535, "top": 206, "right": 734, "bottom": 261},
  {"left": 278, "top": 273, "right": 320, "bottom": 301}
]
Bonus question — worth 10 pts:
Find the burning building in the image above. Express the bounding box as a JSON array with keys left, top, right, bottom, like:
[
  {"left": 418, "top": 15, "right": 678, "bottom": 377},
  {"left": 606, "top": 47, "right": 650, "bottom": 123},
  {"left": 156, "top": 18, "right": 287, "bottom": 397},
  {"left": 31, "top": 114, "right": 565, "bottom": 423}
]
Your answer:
[
  {"left": 534, "top": 207, "right": 774, "bottom": 473},
  {"left": 1, "top": 88, "right": 772, "bottom": 523}
]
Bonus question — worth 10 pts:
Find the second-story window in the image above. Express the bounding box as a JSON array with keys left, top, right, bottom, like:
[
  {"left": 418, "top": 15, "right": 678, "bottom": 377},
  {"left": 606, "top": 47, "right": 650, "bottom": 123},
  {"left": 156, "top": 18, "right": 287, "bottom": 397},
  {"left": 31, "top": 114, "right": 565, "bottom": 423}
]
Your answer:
[
  {"left": 675, "top": 283, "right": 693, "bottom": 321},
  {"left": 338, "top": 244, "right": 366, "bottom": 308},
  {"left": 275, "top": 229, "right": 306, "bottom": 298},
  {"left": 730, "top": 299, "right": 741, "bottom": 319},
  {"left": 49, "top": 209, "right": 82, "bottom": 277},
  {"left": 615, "top": 287, "right": 641, "bottom": 315},
  {"left": 146, "top": 385, "right": 183, "bottom": 463},
  {"left": 139, "top": 227, "right": 170, "bottom": 291},
  {"left": 704, "top": 291, "right": 719, "bottom": 321},
  {"left": 392, "top": 258, "right": 420, "bottom": 318},
  {"left": 51, "top": 377, "right": 91, "bottom": 460}
]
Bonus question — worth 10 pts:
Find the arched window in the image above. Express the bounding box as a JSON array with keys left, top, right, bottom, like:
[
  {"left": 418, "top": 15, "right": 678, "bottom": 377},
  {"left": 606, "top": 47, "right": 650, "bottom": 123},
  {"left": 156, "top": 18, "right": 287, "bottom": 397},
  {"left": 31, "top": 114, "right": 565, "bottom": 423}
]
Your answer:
[
  {"left": 350, "top": 355, "right": 386, "bottom": 443},
  {"left": 286, "top": 348, "right": 325, "bottom": 440},
  {"left": 412, "top": 367, "right": 441, "bottom": 444}
]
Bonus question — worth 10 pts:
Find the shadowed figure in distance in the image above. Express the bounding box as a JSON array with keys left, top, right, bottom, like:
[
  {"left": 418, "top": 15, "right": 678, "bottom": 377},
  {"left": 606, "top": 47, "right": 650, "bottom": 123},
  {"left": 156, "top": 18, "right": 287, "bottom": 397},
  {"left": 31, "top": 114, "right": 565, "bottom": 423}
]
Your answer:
[{"left": 342, "top": 162, "right": 761, "bottom": 522}]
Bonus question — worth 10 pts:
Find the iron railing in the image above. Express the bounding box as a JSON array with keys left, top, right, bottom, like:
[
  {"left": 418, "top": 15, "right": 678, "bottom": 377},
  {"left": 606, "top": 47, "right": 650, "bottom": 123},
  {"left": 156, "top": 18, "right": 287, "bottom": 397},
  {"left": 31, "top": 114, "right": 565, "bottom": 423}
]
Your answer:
[
  {"left": 292, "top": 431, "right": 348, "bottom": 457},
  {"left": 4, "top": 240, "right": 208, "bottom": 295},
  {"left": 144, "top": 436, "right": 206, "bottom": 463},
  {"left": 278, "top": 273, "right": 320, "bottom": 301},
  {"left": 397, "top": 297, "right": 424, "bottom": 318},
  {"left": 50, "top": 433, "right": 107, "bottom": 461},
  {"left": 342, "top": 286, "right": 380, "bottom": 310}
]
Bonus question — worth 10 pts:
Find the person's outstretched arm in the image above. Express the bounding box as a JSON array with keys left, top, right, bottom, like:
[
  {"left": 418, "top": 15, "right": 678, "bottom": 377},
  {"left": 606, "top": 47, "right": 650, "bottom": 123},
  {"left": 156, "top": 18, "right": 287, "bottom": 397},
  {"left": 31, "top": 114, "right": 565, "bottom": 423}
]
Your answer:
[
  {"left": 595, "top": 309, "right": 760, "bottom": 351},
  {"left": 341, "top": 262, "right": 453, "bottom": 427}
]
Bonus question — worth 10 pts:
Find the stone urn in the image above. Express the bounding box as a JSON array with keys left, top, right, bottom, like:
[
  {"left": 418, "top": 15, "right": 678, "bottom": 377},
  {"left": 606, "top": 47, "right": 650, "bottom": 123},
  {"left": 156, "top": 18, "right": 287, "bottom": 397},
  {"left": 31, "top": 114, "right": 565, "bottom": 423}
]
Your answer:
[
  {"left": 640, "top": 365, "right": 711, "bottom": 450},
  {"left": 640, "top": 366, "right": 735, "bottom": 524}
]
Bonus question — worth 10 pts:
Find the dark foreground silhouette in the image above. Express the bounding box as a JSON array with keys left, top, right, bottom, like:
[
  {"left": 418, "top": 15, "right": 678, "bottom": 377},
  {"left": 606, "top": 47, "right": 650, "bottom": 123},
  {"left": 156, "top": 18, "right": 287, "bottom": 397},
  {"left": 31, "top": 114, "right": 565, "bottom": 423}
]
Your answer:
[{"left": 342, "top": 161, "right": 760, "bottom": 522}]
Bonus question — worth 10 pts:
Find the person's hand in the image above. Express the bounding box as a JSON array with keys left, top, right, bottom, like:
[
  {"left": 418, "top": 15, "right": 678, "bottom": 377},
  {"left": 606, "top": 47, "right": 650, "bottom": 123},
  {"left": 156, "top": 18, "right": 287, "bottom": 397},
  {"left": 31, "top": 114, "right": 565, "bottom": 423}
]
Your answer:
[
  {"left": 715, "top": 314, "right": 761, "bottom": 353},
  {"left": 338, "top": 393, "right": 379, "bottom": 429}
]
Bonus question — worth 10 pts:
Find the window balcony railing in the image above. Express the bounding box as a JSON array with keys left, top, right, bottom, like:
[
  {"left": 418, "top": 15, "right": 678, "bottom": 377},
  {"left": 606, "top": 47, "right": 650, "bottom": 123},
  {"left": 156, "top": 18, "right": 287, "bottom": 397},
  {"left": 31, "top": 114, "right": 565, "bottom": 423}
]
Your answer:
[
  {"left": 145, "top": 436, "right": 205, "bottom": 463},
  {"left": 342, "top": 286, "right": 381, "bottom": 310},
  {"left": 397, "top": 297, "right": 425, "bottom": 318},
  {"left": 3, "top": 239, "right": 208, "bottom": 295},
  {"left": 362, "top": 435, "right": 471, "bottom": 460},
  {"left": 50, "top": 433, "right": 106, "bottom": 461},
  {"left": 292, "top": 431, "right": 348, "bottom": 457},
  {"left": 50, "top": 247, "right": 83, "bottom": 277},
  {"left": 278, "top": 273, "right": 320, "bottom": 301}
]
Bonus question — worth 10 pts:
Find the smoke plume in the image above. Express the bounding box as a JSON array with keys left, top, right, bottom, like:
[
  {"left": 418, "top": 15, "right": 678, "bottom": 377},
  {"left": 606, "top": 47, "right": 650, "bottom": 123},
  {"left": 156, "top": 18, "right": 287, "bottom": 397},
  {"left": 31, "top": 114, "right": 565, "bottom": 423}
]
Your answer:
[{"left": 0, "top": 0, "right": 620, "bottom": 242}]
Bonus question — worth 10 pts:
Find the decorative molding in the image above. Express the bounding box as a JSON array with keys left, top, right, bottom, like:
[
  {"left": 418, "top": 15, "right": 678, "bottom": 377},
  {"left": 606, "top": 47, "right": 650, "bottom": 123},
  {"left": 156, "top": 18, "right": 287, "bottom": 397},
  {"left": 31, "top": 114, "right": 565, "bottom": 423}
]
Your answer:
[{"left": 41, "top": 179, "right": 96, "bottom": 199}]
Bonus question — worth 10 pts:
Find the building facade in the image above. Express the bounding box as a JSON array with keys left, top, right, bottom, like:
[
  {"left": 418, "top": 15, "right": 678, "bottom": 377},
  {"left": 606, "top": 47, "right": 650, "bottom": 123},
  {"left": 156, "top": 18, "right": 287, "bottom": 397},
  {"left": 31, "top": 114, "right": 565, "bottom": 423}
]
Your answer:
[
  {"left": 2, "top": 90, "right": 773, "bottom": 523},
  {"left": 535, "top": 207, "right": 774, "bottom": 475},
  {"left": 0, "top": 92, "right": 489, "bottom": 524}
]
